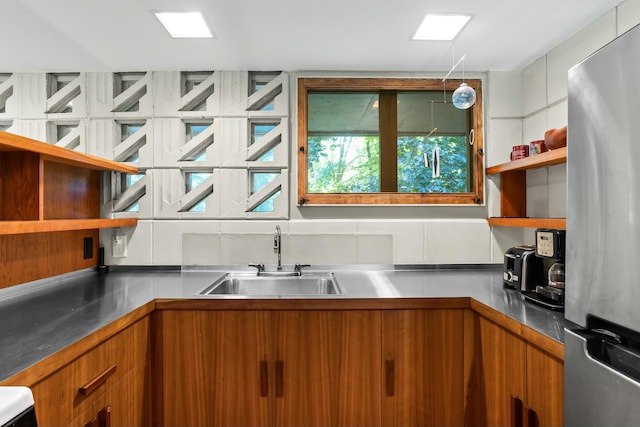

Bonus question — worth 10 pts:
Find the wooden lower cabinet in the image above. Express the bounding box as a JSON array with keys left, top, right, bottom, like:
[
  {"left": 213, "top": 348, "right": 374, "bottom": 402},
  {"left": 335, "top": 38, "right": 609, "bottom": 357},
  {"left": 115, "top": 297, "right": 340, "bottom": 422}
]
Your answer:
[
  {"left": 526, "top": 345, "right": 563, "bottom": 427},
  {"left": 159, "top": 309, "right": 381, "bottom": 427},
  {"left": 464, "top": 314, "right": 563, "bottom": 427},
  {"left": 9, "top": 301, "right": 562, "bottom": 427},
  {"left": 382, "top": 309, "right": 465, "bottom": 427},
  {"left": 272, "top": 310, "right": 382, "bottom": 427},
  {"left": 465, "top": 315, "right": 527, "bottom": 426},
  {"left": 160, "top": 310, "right": 271, "bottom": 427},
  {"left": 27, "top": 316, "right": 151, "bottom": 427}
]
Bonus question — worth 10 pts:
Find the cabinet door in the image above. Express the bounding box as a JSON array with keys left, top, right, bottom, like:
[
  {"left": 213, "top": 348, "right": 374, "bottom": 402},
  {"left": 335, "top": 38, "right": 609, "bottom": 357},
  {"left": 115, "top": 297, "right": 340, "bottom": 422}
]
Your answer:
[
  {"left": 107, "top": 365, "right": 150, "bottom": 427},
  {"left": 382, "top": 309, "right": 465, "bottom": 427},
  {"left": 526, "top": 345, "right": 563, "bottom": 427},
  {"left": 465, "top": 315, "right": 527, "bottom": 427},
  {"left": 161, "top": 310, "right": 271, "bottom": 427},
  {"left": 273, "top": 310, "right": 382, "bottom": 427}
]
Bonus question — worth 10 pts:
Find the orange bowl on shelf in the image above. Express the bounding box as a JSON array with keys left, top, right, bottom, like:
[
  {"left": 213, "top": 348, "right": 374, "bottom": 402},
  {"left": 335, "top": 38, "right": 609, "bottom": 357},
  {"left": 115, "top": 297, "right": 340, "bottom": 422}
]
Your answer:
[{"left": 544, "top": 126, "right": 567, "bottom": 150}]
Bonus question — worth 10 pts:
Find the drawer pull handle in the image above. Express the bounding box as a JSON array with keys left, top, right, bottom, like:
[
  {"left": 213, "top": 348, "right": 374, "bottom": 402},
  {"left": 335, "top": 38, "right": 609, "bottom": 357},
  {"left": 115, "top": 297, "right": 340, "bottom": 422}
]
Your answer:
[
  {"left": 275, "top": 360, "right": 284, "bottom": 398},
  {"left": 79, "top": 365, "right": 117, "bottom": 396},
  {"left": 260, "top": 360, "right": 268, "bottom": 397},
  {"left": 527, "top": 408, "right": 538, "bottom": 427},
  {"left": 98, "top": 406, "right": 112, "bottom": 427},
  {"left": 385, "top": 360, "right": 395, "bottom": 397},
  {"left": 510, "top": 395, "right": 523, "bottom": 427}
]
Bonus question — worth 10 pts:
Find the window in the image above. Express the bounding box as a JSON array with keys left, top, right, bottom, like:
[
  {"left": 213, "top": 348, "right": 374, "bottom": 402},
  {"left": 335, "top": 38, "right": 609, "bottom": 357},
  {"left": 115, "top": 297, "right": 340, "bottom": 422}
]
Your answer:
[
  {"left": 46, "top": 73, "right": 79, "bottom": 113},
  {"left": 182, "top": 72, "right": 214, "bottom": 111},
  {"left": 114, "top": 73, "right": 146, "bottom": 112},
  {"left": 183, "top": 121, "right": 212, "bottom": 161},
  {"left": 250, "top": 72, "right": 281, "bottom": 111},
  {"left": 119, "top": 121, "right": 145, "bottom": 162},
  {"left": 250, "top": 121, "right": 279, "bottom": 162},
  {"left": 297, "top": 78, "right": 483, "bottom": 205},
  {"left": 47, "top": 122, "right": 79, "bottom": 150},
  {"left": 0, "top": 74, "right": 12, "bottom": 114},
  {"left": 185, "top": 171, "right": 212, "bottom": 212},
  {"left": 250, "top": 171, "right": 281, "bottom": 212},
  {"left": 120, "top": 173, "right": 145, "bottom": 212}
]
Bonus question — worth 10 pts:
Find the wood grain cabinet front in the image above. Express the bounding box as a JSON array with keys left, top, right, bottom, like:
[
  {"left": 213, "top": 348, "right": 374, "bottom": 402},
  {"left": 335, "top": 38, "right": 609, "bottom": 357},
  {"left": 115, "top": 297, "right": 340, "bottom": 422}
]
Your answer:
[
  {"left": 28, "top": 316, "right": 151, "bottom": 427},
  {"left": 464, "top": 314, "right": 563, "bottom": 427},
  {"left": 159, "top": 310, "right": 381, "bottom": 427},
  {"left": 382, "top": 309, "right": 465, "bottom": 427},
  {"left": 158, "top": 308, "right": 467, "bottom": 427}
]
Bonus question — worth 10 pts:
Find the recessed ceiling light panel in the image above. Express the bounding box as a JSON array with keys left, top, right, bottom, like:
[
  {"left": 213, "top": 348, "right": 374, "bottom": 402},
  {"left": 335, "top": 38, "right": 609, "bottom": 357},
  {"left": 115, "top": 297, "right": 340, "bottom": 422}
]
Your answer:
[
  {"left": 412, "top": 14, "right": 472, "bottom": 41},
  {"left": 155, "top": 11, "right": 215, "bottom": 38}
]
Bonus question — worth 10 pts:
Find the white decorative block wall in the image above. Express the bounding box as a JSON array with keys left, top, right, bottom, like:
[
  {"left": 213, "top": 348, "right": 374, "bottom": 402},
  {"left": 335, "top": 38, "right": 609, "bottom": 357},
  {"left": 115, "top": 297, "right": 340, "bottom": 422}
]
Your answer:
[
  {"left": 87, "top": 72, "right": 153, "bottom": 118},
  {"left": 0, "top": 74, "right": 18, "bottom": 119},
  {"left": 45, "top": 73, "right": 86, "bottom": 119},
  {"left": 17, "top": 73, "right": 46, "bottom": 119},
  {"left": 219, "top": 71, "right": 249, "bottom": 116},
  {"left": 7, "top": 119, "right": 46, "bottom": 141},
  {"left": 46, "top": 118, "right": 87, "bottom": 152},
  {"left": 102, "top": 172, "right": 153, "bottom": 220},
  {"left": 4, "top": 70, "right": 290, "bottom": 226},
  {"left": 152, "top": 169, "right": 217, "bottom": 219},
  {"left": 247, "top": 72, "right": 289, "bottom": 118},
  {"left": 153, "top": 71, "right": 222, "bottom": 118}
]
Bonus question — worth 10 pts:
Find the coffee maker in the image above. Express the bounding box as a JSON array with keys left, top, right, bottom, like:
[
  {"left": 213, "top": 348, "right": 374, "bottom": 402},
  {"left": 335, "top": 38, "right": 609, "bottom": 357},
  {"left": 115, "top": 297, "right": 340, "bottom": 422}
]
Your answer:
[{"left": 522, "top": 228, "right": 566, "bottom": 310}]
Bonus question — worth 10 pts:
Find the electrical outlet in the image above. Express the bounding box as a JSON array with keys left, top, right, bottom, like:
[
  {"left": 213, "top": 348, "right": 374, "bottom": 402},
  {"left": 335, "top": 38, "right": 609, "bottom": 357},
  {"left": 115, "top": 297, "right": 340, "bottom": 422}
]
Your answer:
[
  {"left": 83, "top": 237, "right": 93, "bottom": 259},
  {"left": 112, "top": 234, "right": 128, "bottom": 258}
]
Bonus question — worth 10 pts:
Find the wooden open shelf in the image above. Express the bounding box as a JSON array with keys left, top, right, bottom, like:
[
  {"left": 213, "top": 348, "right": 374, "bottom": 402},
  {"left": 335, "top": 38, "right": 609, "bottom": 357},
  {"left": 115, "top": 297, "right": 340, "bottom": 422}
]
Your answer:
[
  {"left": 0, "top": 131, "right": 137, "bottom": 173},
  {"left": 486, "top": 147, "right": 567, "bottom": 229},
  {"left": 0, "top": 218, "right": 138, "bottom": 235},
  {"left": 0, "top": 131, "right": 138, "bottom": 236},
  {"left": 486, "top": 147, "right": 567, "bottom": 175},
  {"left": 487, "top": 217, "right": 566, "bottom": 229}
]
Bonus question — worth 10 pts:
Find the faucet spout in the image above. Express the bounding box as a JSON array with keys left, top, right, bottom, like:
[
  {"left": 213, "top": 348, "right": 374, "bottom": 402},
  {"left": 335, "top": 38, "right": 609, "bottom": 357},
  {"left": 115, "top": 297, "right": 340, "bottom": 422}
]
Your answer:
[{"left": 274, "top": 225, "right": 282, "bottom": 270}]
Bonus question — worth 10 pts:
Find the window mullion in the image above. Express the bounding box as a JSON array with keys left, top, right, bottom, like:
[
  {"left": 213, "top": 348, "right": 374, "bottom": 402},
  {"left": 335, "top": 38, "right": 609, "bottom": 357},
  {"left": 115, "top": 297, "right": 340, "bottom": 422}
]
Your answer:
[{"left": 379, "top": 90, "right": 397, "bottom": 192}]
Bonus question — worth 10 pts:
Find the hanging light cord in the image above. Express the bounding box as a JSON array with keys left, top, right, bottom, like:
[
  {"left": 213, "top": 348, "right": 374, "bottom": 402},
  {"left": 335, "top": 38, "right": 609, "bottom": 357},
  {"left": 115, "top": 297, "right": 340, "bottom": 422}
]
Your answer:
[{"left": 442, "top": 54, "right": 466, "bottom": 83}]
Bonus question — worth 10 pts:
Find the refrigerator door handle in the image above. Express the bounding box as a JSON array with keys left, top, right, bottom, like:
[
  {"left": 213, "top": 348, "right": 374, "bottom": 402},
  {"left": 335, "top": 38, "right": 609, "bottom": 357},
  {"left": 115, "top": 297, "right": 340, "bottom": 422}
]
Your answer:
[{"left": 585, "top": 333, "right": 640, "bottom": 382}]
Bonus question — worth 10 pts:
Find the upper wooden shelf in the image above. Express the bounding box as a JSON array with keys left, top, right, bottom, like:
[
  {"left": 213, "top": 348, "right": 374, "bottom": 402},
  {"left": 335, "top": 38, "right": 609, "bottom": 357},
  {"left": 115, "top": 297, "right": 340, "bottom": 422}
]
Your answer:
[
  {"left": 0, "top": 131, "right": 139, "bottom": 236},
  {"left": 486, "top": 146, "right": 567, "bottom": 229},
  {"left": 0, "top": 218, "right": 138, "bottom": 235},
  {"left": 0, "top": 131, "right": 137, "bottom": 174},
  {"left": 486, "top": 147, "right": 567, "bottom": 175}
]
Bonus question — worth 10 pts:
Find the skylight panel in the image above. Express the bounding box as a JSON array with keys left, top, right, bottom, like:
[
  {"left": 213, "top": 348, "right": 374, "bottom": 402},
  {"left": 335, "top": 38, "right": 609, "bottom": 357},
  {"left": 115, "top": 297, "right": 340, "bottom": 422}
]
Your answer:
[
  {"left": 412, "top": 14, "right": 472, "bottom": 41},
  {"left": 155, "top": 12, "right": 214, "bottom": 38}
]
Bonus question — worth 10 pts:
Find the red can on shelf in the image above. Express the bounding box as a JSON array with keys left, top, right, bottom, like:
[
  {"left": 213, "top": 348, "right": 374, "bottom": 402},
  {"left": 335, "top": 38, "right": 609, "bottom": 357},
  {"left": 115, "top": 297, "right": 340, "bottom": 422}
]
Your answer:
[{"left": 511, "top": 145, "right": 529, "bottom": 160}]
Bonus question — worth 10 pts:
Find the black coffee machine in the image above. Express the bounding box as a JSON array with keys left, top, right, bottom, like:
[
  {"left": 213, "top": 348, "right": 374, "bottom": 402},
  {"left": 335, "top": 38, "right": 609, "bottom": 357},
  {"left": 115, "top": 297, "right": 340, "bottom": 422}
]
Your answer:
[{"left": 522, "top": 228, "right": 566, "bottom": 310}]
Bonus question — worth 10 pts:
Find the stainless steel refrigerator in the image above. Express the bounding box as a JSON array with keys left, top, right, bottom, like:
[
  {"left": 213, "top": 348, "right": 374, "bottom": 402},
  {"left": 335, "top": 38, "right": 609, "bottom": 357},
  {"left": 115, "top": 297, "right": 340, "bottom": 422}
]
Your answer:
[{"left": 566, "top": 23, "right": 640, "bottom": 426}]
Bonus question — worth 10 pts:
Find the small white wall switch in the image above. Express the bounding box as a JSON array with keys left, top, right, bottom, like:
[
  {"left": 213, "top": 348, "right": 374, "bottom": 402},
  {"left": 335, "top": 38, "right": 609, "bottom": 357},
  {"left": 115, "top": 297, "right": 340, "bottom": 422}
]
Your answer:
[{"left": 112, "top": 234, "right": 128, "bottom": 258}]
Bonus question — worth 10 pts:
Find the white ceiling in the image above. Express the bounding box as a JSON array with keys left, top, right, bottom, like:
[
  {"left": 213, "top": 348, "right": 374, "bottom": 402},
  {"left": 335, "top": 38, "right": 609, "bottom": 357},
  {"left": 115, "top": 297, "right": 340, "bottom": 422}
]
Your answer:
[{"left": 0, "top": 0, "right": 623, "bottom": 73}]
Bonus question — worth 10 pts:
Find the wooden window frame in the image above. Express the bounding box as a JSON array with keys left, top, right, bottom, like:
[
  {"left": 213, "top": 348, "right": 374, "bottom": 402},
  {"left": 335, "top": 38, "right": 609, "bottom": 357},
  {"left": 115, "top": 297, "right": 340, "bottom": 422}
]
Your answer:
[{"left": 297, "top": 77, "right": 484, "bottom": 205}]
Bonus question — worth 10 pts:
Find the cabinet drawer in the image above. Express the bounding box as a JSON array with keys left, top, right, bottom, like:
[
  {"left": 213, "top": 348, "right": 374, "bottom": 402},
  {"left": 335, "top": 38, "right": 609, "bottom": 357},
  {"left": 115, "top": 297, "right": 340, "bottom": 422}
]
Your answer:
[{"left": 32, "top": 317, "right": 149, "bottom": 427}]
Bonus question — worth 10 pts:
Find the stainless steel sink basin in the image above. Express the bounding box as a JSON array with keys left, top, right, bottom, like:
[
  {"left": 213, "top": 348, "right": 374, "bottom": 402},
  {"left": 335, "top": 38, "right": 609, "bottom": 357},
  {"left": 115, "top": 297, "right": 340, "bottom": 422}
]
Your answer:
[{"left": 196, "top": 272, "right": 343, "bottom": 296}]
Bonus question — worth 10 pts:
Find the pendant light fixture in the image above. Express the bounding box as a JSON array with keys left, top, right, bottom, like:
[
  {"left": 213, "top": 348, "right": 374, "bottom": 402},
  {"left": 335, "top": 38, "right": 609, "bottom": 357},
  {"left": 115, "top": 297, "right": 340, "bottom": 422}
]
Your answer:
[{"left": 452, "top": 83, "right": 476, "bottom": 109}]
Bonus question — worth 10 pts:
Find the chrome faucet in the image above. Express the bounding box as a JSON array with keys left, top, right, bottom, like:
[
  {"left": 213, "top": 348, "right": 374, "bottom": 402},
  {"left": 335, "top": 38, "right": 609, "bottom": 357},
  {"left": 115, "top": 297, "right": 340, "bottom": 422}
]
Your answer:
[{"left": 274, "top": 225, "right": 282, "bottom": 270}]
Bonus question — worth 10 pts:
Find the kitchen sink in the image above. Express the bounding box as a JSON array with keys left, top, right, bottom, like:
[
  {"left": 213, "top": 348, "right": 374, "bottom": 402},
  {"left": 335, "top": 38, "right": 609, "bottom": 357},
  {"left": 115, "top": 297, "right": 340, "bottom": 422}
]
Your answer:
[{"left": 196, "top": 272, "right": 343, "bottom": 296}]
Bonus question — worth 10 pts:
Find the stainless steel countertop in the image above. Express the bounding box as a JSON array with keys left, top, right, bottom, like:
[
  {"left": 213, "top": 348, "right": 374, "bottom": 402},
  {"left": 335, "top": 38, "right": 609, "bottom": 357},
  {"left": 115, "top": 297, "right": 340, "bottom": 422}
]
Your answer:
[{"left": 0, "top": 265, "right": 568, "bottom": 382}]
